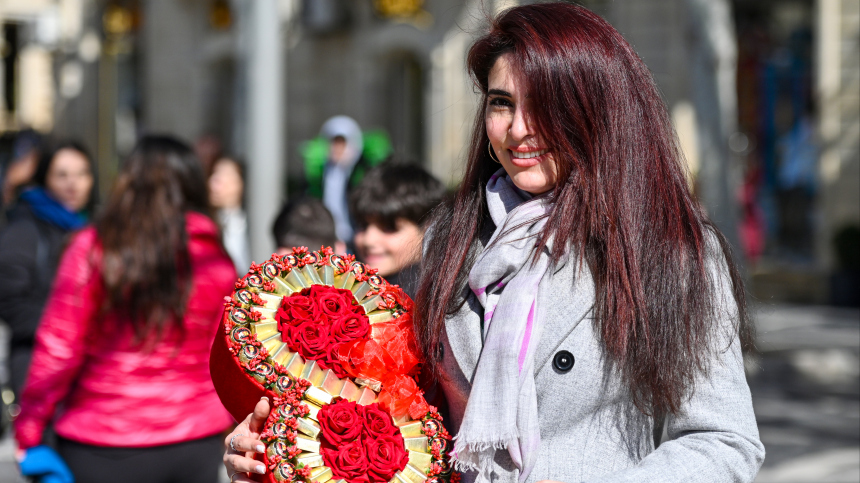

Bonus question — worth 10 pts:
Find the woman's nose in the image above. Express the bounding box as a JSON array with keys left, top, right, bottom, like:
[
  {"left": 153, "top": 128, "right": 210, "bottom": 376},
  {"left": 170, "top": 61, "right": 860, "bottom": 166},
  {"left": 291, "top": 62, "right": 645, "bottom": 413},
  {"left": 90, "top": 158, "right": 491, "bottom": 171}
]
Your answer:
[{"left": 509, "top": 106, "right": 535, "bottom": 141}]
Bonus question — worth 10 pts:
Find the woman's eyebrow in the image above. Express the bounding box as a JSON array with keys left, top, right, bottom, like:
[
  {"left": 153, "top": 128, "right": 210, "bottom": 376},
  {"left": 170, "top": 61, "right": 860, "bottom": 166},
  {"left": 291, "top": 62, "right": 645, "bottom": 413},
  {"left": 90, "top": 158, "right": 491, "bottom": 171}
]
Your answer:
[{"left": 488, "top": 89, "right": 512, "bottom": 97}]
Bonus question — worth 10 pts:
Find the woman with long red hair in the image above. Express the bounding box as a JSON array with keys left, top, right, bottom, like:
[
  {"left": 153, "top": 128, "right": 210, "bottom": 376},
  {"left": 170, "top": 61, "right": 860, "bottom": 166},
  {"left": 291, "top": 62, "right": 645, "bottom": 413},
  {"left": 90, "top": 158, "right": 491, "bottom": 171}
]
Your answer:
[{"left": 225, "top": 4, "right": 764, "bottom": 482}]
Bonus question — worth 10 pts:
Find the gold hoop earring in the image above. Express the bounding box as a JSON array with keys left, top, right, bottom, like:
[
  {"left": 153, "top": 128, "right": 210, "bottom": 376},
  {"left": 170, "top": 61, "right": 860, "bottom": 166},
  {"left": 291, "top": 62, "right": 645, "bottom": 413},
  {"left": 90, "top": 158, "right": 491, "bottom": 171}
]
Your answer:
[{"left": 488, "top": 141, "right": 501, "bottom": 164}]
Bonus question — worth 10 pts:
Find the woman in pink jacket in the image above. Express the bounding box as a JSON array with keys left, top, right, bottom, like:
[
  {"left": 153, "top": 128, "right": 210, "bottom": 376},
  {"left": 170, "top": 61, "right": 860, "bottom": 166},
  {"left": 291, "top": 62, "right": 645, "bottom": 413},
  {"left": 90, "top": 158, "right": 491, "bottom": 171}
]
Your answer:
[{"left": 14, "top": 136, "right": 236, "bottom": 483}]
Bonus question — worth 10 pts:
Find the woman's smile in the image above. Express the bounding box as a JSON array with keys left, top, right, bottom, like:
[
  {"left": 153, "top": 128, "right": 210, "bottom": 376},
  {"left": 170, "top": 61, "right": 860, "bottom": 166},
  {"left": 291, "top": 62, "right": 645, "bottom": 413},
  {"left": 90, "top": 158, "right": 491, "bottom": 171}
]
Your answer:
[{"left": 508, "top": 147, "right": 550, "bottom": 167}]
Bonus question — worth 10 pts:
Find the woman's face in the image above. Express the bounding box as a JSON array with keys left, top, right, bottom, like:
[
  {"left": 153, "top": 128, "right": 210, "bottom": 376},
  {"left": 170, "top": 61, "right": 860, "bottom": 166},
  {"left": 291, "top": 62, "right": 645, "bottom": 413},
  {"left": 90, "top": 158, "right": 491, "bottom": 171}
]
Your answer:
[
  {"left": 209, "top": 159, "right": 244, "bottom": 209},
  {"left": 485, "top": 53, "right": 557, "bottom": 195},
  {"left": 45, "top": 148, "right": 93, "bottom": 212}
]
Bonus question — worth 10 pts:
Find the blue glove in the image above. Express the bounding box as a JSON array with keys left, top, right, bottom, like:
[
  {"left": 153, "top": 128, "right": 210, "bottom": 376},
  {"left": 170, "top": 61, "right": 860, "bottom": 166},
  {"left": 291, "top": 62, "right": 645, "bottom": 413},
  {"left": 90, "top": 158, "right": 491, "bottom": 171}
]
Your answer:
[{"left": 18, "top": 445, "right": 75, "bottom": 483}]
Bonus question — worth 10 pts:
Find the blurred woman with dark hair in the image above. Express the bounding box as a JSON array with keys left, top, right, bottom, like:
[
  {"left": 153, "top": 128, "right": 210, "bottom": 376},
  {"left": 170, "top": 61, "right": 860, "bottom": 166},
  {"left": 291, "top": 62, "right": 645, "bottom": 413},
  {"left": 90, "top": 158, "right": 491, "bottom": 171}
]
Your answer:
[
  {"left": 209, "top": 156, "right": 251, "bottom": 274},
  {"left": 0, "top": 141, "right": 94, "bottom": 400},
  {"left": 226, "top": 4, "right": 764, "bottom": 483},
  {"left": 14, "top": 135, "right": 235, "bottom": 483}
]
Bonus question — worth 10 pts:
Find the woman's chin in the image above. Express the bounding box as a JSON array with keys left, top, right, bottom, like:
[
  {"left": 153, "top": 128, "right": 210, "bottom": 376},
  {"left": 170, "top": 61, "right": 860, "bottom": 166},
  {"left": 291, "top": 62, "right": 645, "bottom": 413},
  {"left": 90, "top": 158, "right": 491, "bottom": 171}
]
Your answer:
[
  {"left": 509, "top": 173, "right": 555, "bottom": 195},
  {"left": 502, "top": 157, "right": 556, "bottom": 195},
  {"left": 363, "top": 256, "right": 395, "bottom": 276}
]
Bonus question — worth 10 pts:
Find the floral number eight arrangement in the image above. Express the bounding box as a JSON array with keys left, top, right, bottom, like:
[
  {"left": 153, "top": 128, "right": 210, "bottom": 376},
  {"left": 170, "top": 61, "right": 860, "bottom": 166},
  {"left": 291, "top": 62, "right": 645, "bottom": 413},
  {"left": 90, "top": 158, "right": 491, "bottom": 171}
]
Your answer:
[{"left": 210, "top": 247, "right": 456, "bottom": 483}]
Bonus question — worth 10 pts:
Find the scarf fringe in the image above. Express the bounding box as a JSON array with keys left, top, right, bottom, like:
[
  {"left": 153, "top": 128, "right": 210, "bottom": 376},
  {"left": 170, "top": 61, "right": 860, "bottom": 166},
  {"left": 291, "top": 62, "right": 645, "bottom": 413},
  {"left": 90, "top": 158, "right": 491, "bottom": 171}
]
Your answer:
[{"left": 451, "top": 433, "right": 519, "bottom": 473}]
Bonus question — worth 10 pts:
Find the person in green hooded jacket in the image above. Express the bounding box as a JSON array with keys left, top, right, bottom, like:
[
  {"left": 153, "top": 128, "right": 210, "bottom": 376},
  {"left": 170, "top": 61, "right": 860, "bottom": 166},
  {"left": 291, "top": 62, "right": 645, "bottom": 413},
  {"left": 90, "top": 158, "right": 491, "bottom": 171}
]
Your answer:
[{"left": 301, "top": 115, "right": 391, "bottom": 246}]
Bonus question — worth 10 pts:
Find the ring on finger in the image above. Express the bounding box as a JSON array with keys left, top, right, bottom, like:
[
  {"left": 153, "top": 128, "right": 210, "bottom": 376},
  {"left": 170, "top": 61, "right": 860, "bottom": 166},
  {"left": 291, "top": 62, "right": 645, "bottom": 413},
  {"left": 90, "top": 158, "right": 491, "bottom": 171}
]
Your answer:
[{"left": 229, "top": 433, "right": 247, "bottom": 453}]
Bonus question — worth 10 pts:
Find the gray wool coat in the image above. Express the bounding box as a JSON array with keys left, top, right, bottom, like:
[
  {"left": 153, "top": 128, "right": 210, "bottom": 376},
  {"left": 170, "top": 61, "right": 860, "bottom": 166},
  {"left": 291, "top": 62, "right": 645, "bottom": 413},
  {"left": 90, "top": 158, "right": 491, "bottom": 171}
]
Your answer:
[{"left": 438, "top": 236, "right": 765, "bottom": 483}]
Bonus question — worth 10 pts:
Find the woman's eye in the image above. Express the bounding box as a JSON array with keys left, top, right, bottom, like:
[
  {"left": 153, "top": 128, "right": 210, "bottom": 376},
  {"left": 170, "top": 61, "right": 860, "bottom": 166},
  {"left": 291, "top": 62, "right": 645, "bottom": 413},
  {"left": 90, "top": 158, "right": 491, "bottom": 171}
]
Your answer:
[{"left": 488, "top": 97, "right": 513, "bottom": 108}]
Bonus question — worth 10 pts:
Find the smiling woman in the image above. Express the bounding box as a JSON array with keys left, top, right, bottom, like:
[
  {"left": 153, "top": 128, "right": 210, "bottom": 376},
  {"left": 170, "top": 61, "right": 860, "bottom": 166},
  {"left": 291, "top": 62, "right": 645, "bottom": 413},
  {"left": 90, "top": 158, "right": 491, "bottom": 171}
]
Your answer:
[
  {"left": 224, "top": 3, "right": 764, "bottom": 483},
  {"left": 412, "top": 2, "right": 764, "bottom": 483}
]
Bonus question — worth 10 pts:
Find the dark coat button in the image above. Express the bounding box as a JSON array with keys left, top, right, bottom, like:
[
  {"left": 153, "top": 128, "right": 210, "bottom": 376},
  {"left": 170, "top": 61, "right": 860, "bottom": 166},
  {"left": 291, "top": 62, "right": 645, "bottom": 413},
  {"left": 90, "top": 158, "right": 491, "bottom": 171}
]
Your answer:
[{"left": 552, "top": 350, "right": 575, "bottom": 372}]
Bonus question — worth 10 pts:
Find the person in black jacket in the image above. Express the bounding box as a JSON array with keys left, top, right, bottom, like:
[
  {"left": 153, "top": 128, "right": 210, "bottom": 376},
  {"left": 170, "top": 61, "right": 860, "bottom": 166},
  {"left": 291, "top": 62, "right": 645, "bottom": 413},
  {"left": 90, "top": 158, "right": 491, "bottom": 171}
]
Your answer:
[{"left": 0, "top": 141, "right": 94, "bottom": 400}]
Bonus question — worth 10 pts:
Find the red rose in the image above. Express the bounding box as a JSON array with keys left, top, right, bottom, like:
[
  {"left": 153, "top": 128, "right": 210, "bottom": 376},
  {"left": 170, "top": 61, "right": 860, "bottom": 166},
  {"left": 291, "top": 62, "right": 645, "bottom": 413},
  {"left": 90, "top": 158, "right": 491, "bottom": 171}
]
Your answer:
[
  {"left": 277, "top": 293, "right": 314, "bottom": 326},
  {"left": 365, "top": 433, "right": 409, "bottom": 482},
  {"left": 321, "top": 439, "right": 370, "bottom": 483},
  {"left": 289, "top": 321, "right": 331, "bottom": 359},
  {"left": 330, "top": 313, "right": 370, "bottom": 343},
  {"left": 310, "top": 285, "right": 353, "bottom": 318},
  {"left": 362, "top": 403, "right": 399, "bottom": 438},
  {"left": 318, "top": 400, "right": 364, "bottom": 446}
]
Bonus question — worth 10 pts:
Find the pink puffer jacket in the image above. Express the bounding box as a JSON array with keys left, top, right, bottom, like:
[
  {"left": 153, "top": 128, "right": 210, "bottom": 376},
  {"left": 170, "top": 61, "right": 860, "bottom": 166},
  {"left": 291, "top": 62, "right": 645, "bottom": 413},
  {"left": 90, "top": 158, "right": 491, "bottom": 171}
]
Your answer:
[{"left": 15, "top": 212, "right": 237, "bottom": 448}]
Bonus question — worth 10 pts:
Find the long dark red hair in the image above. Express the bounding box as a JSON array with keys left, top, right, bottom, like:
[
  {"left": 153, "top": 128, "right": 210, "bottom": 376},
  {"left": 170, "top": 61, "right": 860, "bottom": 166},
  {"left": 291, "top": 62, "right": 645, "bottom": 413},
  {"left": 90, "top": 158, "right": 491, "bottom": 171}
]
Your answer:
[{"left": 415, "top": 3, "right": 752, "bottom": 416}]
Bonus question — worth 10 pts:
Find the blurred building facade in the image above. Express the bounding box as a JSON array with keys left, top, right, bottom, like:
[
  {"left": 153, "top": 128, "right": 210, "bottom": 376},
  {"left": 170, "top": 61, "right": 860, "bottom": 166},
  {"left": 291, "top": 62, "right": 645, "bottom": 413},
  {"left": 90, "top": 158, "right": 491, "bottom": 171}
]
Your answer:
[
  {"left": 0, "top": 0, "right": 857, "bottom": 304},
  {"left": 731, "top": 0, "right": 860, "bottom": 304}
]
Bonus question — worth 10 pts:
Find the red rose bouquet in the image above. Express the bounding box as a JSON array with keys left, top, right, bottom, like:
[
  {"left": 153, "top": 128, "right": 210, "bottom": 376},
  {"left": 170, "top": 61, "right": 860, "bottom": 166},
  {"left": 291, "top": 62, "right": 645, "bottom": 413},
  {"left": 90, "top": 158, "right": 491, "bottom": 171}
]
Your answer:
[
  {"left": 209, "top": 247, "right": 456, "bottom": 483},
  {"left": 279, "top": 285, "right": 370, "bottom": 378}
]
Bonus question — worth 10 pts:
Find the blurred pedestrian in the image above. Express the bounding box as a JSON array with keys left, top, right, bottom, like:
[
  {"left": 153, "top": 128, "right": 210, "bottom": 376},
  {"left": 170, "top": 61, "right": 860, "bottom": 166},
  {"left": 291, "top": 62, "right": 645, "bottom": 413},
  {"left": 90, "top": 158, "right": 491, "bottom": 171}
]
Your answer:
[
  {"left": 209, "top": 156, "right": 250, "bottom": 274},
  {"left": 0, "top": 141, "right": 94, "bottom": 401},
  {"left": 350, "top": 162, "right": 446, "bottom": 298},
  {"left": 1, "top": 129, "right": 43, "bottom": 212},
  {"left": 302, "top": 116, "right": 392, "bottom": 246},
  {"left": 14, "top": 135, "right": 235, "bottom": 483},
  {"left": 271, "top": 196, "right": 345, "bottom": 256}
]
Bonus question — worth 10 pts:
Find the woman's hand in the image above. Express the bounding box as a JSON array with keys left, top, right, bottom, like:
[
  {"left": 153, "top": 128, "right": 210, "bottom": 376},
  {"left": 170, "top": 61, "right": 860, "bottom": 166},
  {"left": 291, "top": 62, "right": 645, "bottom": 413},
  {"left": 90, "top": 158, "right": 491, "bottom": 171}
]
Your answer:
[{"left": 224, "top": 397, "right": 271, "bottom": 482}]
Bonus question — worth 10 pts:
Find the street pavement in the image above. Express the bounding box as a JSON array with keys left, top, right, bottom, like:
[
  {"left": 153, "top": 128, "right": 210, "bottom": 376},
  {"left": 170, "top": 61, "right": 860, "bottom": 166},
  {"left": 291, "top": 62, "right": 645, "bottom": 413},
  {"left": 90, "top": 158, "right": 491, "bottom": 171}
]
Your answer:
[
  {"left": 750, "top": 304, "right": 860, "bottom": 483},
  {"left": 0, "top": 304, "right": 857, "bottom": 482}
]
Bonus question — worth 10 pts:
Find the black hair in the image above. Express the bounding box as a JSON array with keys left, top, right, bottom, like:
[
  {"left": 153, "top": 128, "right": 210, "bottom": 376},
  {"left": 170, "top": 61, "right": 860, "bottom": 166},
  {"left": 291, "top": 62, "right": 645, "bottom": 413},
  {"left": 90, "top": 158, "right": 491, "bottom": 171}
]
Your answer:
[
  {"left": 349, "top": 162, "right": 447, "bottom": 232},
  {"left": 272, "top": 196, "right": 338, "bottom": 249}
]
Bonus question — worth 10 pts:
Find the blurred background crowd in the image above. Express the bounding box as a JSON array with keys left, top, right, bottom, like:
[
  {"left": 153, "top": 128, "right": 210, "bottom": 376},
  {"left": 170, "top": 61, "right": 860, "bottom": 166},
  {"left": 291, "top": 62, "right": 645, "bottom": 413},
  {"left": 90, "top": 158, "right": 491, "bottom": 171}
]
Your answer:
[{"left": 0, "top": 0, "right": 856, "bottom": 482}]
